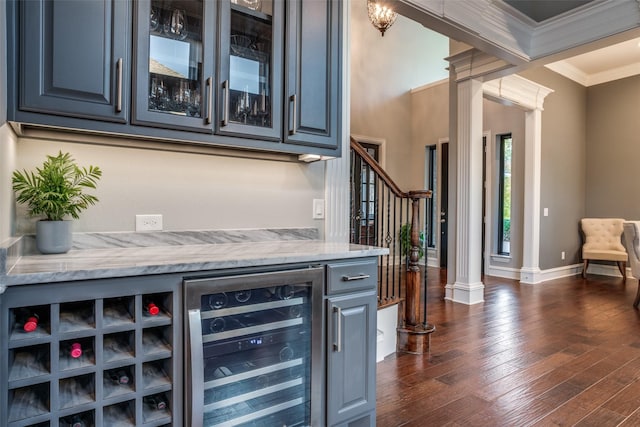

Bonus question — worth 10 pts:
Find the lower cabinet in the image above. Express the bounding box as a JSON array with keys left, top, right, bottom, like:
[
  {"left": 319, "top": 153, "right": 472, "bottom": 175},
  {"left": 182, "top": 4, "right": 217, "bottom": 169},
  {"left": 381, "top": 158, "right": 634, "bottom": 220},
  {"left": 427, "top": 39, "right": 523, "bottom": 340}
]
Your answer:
[
  {"left": 0, "top": 276, "right": 182, "bottom": 427},
  {"left": 326, "top": 260, "right": 377, "bottom": 427},
  {"left": 0, "top": 257, "right": 378, "bottom": 427}
]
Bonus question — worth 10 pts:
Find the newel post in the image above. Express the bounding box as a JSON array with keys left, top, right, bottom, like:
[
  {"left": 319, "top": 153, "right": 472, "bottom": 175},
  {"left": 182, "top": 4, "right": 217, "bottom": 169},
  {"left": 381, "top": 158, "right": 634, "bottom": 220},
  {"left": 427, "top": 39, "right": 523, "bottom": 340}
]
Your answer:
[{"left": 397, "top": 191, "right": 436, "bottom": 354}]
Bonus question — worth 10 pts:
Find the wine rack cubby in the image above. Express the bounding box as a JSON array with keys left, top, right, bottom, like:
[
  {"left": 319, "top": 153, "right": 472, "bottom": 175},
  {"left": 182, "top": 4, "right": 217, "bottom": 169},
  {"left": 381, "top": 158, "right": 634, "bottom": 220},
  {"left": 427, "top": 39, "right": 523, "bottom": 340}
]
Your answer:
[{"left": 0, "top": 276, "right": 182, "bottom": 427}]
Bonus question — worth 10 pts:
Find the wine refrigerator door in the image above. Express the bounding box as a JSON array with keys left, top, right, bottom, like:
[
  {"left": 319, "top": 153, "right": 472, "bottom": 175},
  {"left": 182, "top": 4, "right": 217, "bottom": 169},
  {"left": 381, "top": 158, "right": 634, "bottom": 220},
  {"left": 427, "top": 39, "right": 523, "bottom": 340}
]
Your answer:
[{"left": 184, "top": 267, "right": 324, "bottom": 427}]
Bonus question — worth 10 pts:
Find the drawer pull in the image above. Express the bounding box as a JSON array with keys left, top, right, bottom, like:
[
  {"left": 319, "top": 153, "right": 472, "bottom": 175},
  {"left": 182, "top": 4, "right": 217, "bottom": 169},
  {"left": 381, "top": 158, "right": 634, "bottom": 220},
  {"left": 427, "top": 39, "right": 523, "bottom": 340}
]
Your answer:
[{"left": 341, "top": 274, "right": 370, "bottom": 282}]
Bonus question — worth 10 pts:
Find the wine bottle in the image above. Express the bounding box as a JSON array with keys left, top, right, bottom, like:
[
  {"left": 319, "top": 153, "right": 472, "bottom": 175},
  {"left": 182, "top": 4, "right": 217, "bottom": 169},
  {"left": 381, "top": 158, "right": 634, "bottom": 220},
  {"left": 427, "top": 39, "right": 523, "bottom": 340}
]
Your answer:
[
  {"left": 208, "top": 293, "right": 228, "bottom": 310},
  {"left": 276, "top": 285, "right": 295, "bottom": 300},
  {"left": 144, "top": 394, "right": 167, "bottom": 410},
  {"left": 108, "top": 368, "right": 130, "bottom": 385},
  {"left": 69, "top": 342, "right": 83, "bottom": 359},
  {"left": 279, "top": 344, "right": 294, "bottom": 361},
  {"left": 21, "top": 312, "right": 39, "bottom": 333},
  {"left": 234, "top": 289, "right": 251, "bottom": 303},
  {"left": 144, "top": 301, "right": 160, "bottom": 316},
  {"left": 61, "top": 414, "right": 86, "bottom": 427},
  {"left": 209, "top": 317, "right": 226, "bottom": 333}
]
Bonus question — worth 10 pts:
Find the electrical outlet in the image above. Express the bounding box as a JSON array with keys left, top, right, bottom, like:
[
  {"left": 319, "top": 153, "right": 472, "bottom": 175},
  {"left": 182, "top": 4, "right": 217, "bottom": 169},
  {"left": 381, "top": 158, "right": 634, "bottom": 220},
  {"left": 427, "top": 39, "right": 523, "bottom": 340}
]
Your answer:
[
  {"left": 561, "top": 251, "right": 566, "bottom": 260},
  {"left": 136, "top": 214, "right": 163, "bottom": 231}
]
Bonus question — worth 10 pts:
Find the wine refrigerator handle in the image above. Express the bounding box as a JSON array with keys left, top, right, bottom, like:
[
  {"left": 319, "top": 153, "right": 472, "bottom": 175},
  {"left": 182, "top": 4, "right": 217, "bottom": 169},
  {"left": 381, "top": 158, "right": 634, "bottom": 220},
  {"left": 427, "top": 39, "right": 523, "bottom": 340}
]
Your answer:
[{"left": 188, "top": 309, "right": 204, "bottom": 427}]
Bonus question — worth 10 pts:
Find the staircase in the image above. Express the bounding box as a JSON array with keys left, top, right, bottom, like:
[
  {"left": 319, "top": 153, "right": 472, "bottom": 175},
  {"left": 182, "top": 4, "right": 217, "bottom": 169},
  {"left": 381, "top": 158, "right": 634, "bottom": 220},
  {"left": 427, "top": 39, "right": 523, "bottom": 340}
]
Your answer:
[{"left": 349, "top": 137, "right": 435, "bottom": 358}]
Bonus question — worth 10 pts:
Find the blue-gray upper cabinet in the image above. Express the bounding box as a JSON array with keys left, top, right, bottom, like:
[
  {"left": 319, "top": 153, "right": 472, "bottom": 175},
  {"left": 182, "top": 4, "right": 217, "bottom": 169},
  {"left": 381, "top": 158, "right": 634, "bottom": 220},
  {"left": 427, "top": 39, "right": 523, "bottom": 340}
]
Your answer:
[
  {"left": 132, "top": 0, "right": 216, "bottom": 132},
  {"left": 216, "top": 1, "right": 284, "bottom": 141},
  {"left": 17, "top": 0, "right": 130, "bottom": 123},
  {"left": 284, "top": 0, "right": 341, "bottom": 150}
]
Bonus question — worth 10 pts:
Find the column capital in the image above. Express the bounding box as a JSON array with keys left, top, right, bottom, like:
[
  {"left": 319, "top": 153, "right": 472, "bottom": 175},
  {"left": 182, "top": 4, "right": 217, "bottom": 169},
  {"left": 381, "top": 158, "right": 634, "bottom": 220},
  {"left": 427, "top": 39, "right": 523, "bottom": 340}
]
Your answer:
[
  {"left": 483, "top": 74, "right": 554, "bottom": 111},
  {"left": 446, "top": 48, "right": 512, "bottom": 82}
]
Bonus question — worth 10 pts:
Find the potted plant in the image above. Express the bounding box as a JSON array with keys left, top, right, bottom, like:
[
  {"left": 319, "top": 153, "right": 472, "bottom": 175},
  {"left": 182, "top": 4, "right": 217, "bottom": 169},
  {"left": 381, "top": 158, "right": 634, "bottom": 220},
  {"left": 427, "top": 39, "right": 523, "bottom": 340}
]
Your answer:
[
  {"left": 12, "top": 151, "right": 102, "bottom": 254},
  {"left": 399, "top": 223, "right": 425, "bottom": 267}
]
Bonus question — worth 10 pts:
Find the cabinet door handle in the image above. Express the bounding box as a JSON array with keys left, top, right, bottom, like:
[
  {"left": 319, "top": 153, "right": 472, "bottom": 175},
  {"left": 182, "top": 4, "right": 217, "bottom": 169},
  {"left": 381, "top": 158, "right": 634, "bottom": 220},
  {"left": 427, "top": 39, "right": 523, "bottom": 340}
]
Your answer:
[
  {"left": 221, "top": 80, "right": 229, "bottom": 126},
  {"left": 116, "top": 58, "right": 123, "bottom": 113},
  {"left": 188, "top": 309, "right": 205, "bottom": 427},
  {"left": 205, "top": 77, "right": 213, "bottom": 125},
  {"left": 289, "top": 94, "right": 297, "bottom": 135},
  {"left": 341, "top": 274, "right": 370, "bottom": 281},
  {"left": 333, "top": 306, "right": 342, "bottom": 352}
]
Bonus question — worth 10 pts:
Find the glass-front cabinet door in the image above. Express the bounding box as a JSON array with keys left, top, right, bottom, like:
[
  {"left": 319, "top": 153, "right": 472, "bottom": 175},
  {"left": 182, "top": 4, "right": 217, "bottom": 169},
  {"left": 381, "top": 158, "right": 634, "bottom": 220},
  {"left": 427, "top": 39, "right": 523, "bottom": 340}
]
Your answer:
[
  {"left": 133, "top": 0, "right": 216, "bottom": 132},
  {"left": 216, "top": 0, "right": 283, "bottom": 140}
]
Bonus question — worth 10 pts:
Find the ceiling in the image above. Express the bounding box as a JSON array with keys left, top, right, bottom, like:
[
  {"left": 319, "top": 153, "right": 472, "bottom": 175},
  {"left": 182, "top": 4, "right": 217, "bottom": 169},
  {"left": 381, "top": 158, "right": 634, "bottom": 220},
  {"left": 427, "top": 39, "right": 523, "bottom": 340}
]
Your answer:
[
  {"left": 503, "top": 0, "right": 594, "bottom": 23},
  {"left": 500, "top": 0, "right": 640, "bottom": 86},
  {"left": 545, "top": 37, "right": 640, "bottom": 86}
]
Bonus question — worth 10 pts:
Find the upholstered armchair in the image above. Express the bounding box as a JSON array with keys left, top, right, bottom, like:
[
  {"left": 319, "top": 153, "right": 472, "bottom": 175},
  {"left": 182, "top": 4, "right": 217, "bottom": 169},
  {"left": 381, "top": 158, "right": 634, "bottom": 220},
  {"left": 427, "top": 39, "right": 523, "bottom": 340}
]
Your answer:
[
  {"left": 580, "top": 218, "right": 627, "bottom": 279},
  {"left": 623, "top": 221, "right": 640, "bottom": 308}
]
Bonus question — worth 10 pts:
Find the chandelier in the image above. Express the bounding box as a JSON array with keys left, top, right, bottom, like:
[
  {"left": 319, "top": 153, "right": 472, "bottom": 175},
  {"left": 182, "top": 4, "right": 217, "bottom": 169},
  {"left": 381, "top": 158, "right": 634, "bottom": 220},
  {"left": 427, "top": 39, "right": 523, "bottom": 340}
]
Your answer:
[{"left": 367, "top": 0, "right": 398, "bottom": 37}]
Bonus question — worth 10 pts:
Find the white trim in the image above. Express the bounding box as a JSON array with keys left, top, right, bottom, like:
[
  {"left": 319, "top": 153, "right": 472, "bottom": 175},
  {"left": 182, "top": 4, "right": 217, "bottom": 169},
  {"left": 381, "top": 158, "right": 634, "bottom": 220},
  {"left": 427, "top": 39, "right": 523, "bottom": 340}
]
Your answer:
[
  {"left": 350, "top": 134, "right": 387, "bottom": 169},
  {"left": 482, "top": 74, "right": 554, "bottom": 111},
  {"left": 411, "top": 78, "right": 449, "bottom": 94},
  {"left": 482, "top": 130, "right": 493, "bottom": 277},
  {"left": 586, "top": 263, "right": 628, "bottom": 278},
  {"left": 485, "top": 263, "right": 584, "bottom": 283},
  {"left": 399, "top": 0, "right": 640, "bottom": 67},
  {"left": 324, "top": 0, "right": 351, "bottom": 244},
  {"left": 447, "top": 49, "right": 513, "bottom": 82},
  {"left": 445, "top": 281, "right": 485, "bottom": 305},
  {"left": 544, "top": 62, "right": 589, "bottom": 86}
]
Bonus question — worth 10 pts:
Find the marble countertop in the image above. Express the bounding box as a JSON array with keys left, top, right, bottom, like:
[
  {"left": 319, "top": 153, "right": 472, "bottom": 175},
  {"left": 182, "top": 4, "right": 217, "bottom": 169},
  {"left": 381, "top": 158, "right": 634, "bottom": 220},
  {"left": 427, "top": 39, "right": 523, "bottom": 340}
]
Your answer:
[{"left": 0, "top": 228, "right": 388, "bottom": 287}]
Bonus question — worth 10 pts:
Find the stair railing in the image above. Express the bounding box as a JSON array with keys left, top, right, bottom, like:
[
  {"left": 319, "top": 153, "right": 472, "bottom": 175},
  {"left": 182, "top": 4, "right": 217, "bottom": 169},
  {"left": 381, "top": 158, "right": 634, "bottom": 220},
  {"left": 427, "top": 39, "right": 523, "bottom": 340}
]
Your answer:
[{"left": 350, "top": 137, "right": 435, "bottom": 352}]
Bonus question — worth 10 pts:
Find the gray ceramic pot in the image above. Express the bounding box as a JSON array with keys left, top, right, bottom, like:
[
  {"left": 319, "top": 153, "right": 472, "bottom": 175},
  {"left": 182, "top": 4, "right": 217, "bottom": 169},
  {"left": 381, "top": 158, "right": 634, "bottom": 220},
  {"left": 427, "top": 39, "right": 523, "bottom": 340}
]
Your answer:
[{"left": 36, "top": 220, "right": 73, "bottom": 254}]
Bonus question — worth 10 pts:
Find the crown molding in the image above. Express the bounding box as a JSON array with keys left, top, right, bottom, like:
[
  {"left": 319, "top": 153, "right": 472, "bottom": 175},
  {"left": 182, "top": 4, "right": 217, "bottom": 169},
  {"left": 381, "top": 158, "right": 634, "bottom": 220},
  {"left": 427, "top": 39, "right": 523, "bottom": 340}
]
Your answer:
[
  {"left": 531, "top": 0, "right": 640, "bottom": 59},
  {"left": 396, "top": 0, "right": 640, "bottom": 69},
  {"left": 544, "top": 61, "right": 589, "bottom": 86},
  {"left": 546, "top": 58, "right": 640, "bottom": 87}
]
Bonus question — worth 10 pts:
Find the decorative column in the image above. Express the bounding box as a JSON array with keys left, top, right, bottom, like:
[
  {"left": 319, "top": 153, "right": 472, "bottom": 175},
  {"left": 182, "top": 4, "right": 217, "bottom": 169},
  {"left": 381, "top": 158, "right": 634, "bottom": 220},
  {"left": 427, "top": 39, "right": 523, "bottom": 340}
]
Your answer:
[
  {"left": 483, "top": 75, "right": 553, "bottom": 284},
  {"left": 445, "top": 77, "right": 486, "bottom": 304}
]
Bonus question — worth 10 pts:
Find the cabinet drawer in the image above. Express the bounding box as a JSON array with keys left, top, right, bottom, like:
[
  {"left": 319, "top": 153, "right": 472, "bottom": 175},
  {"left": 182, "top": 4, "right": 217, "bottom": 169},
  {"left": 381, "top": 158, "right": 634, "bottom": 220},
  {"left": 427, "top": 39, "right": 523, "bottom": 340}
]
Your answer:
[{"left": 326, "top": 259, "right": 377, "bottom": 295}]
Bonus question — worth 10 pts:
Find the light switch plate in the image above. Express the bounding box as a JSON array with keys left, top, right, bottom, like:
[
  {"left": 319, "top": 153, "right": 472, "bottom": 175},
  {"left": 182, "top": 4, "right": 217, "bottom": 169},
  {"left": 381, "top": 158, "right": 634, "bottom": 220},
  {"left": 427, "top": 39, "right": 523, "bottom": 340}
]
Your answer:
[{"left": 313, "top": 199, "right": 325, "bottom": 219}]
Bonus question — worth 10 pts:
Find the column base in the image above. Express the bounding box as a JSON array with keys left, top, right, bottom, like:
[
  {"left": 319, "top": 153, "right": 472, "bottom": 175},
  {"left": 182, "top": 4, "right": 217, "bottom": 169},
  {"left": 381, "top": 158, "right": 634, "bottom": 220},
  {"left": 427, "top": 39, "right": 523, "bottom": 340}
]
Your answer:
[
  {"left": 397, "top": 323, "right": 436, "bottom": 354},
  {"left": 444, "top": 281, "right": 485, "bottom": 305}
]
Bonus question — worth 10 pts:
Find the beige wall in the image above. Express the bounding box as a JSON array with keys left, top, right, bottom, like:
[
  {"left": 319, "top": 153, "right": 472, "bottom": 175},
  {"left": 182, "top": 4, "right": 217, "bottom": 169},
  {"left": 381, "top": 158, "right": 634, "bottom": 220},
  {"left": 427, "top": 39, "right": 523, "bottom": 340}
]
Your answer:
[
  {"left": 411, "top": 81, "right": 526, "bottom": 270},
  {"left": 12, "top": 138, "right": 326, "bottom": 235},
  {"left": 520, "top": 67, "right": 587, "bottom": 269},
  {"left": 585, "top": 74, "right": 640, "bottom": 219},
  {"left": 350, "top": 1, "right": 448, "bottom": 189}
]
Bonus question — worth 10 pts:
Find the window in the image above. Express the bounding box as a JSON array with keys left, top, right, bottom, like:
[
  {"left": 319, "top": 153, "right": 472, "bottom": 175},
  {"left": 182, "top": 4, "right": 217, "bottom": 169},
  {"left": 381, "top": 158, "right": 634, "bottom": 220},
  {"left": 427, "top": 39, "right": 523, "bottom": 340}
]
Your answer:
[
  {"left": 425, "top": 145, "right": 437, "bottom": 248},
  {"left": 350, "top": 142, "right": 379, "bottom": 245},
  {"left": 497, "top": 134, "right": 512, "bottom": 255}
]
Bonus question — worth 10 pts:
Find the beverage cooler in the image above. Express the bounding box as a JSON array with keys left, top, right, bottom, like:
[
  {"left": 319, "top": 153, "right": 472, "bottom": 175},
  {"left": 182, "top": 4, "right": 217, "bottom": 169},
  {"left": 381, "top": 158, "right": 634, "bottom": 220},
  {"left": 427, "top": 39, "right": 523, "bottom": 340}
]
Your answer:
[{"left": 184, "top": 267, "right": 324, "bottom": 427}]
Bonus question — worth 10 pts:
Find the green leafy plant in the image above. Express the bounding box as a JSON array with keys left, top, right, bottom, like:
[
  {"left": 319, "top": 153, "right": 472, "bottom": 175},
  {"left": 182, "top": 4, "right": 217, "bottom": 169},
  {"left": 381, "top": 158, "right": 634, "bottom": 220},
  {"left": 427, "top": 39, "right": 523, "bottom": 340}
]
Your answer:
[
  {"left": 12, "top": 151, "right": 102, "bottom": 221},
  {"left": 399, "top": 223, "right": 425, "bottom": 260}
]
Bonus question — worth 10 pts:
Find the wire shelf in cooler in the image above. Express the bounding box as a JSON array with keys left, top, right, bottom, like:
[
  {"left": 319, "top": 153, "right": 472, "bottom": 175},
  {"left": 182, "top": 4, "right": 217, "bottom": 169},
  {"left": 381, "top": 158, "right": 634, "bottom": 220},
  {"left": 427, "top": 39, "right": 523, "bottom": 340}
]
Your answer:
[
  {"left": 204, "top": 358, "right": 303, "bottom": 389},
  {"left": 204, "top": 396, "right": 305, "bottom": 427},
  {"left": 202, "top": 317, "right": 302, "bottom": 342},
  {"left": 200, "top": 297, "right": 304, "bottom": 319},
  {"left": 205, "top": 376, "right": 303, "bottom": 411}
]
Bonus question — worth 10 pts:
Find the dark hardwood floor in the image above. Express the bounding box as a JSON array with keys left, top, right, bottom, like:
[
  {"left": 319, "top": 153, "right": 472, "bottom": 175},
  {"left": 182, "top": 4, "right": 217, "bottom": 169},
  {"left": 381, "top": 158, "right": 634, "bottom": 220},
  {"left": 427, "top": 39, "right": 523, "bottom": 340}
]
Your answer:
[{"left": 376, "top": 268, "right": 640, "bottom": 426}]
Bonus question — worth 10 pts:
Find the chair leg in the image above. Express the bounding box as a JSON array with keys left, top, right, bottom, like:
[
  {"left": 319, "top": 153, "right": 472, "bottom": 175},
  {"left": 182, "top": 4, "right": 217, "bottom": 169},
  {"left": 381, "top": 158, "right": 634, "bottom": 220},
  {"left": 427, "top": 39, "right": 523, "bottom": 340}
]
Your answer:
[
  {"left": 582, "top": 260, "right": 589, "bottom": 278},
  {"left": 618, "top": 261, "right": 627, "bottom": 279},
  {"left": 635, "top": 279, "right": 640, "bottom": 308}
]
